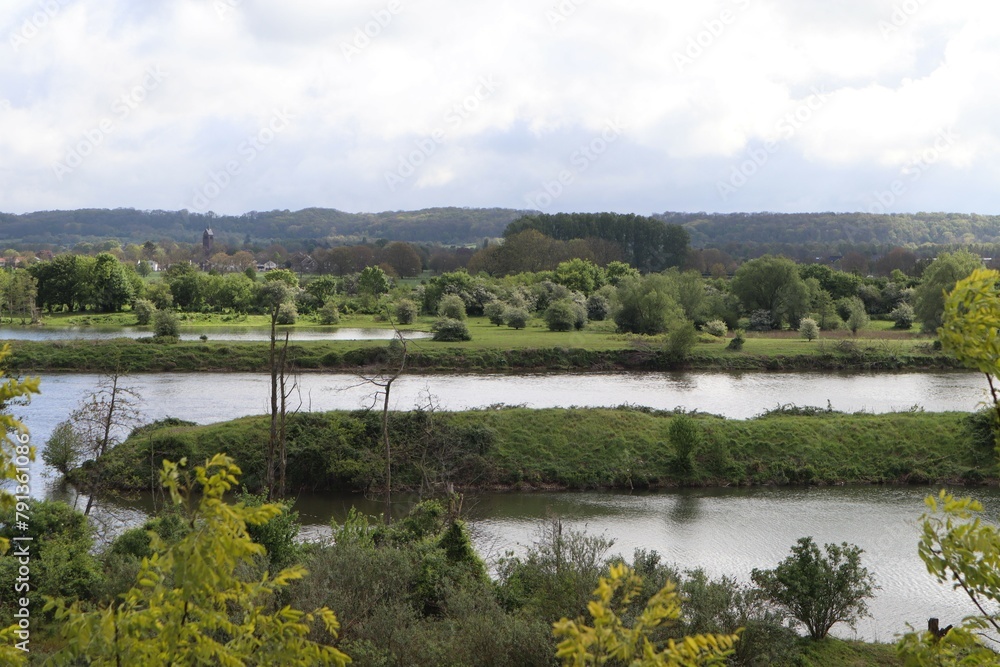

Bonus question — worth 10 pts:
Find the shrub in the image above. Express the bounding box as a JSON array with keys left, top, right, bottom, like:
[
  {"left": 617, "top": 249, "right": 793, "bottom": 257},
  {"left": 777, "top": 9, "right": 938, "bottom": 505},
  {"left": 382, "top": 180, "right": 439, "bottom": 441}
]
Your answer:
[
  {"left": 432, "top": 318, "right": 471, "bottom": 342},
  {"left": 133, "top": 299, "right": 156, "bottom": 325},
  {"left": 544, "top": 299, "right": 579, "bottom": 332},
  {"left": 504, "top": 307, "right": 529, "bottom": 330},
  {"left": 152, "top": 309, "right": 179, "bottom": 338},
  {"left": 42, "top": 420, "right": 82, "bottom": 476},
  {"left": 586, "top": 294, "right": 609, "bottom": 321},
  {"left": 437, "top": 294, "right": 467, "bottom": 320},
  {"left": 751, "top": 536, "right": 876, "bottom": 640},
  {"left": 798, "top": 317, "right": 819, "bottom": 341},
  {"left": 747, "top": 309, "right": 773, "bottom": 331},
  {"left": 665, "top": 321, "right": 698, "bottom": 359},
  {"left": 669, "top": 415, "right": 699, "bottom": 475},
  {"left": 702, "top": 319, "right": 727, "bottom": 337},
  {"left": 484, "top": 301, "right": 507, "bottom": 326},
  {"left": 395, "top": 299, "right": 418, "bottom": 325},
  {"left": 727, "top": 330, "right": 745, "bottom": 351},
  {"left": 276, "top": 302, "right": 298, "bottom": 325},
  {"left": 890, "top": 302, "right": 915, "bottom": 330},
  {"left": 318, "top": 299, "right": 340, "bottom": 325}
]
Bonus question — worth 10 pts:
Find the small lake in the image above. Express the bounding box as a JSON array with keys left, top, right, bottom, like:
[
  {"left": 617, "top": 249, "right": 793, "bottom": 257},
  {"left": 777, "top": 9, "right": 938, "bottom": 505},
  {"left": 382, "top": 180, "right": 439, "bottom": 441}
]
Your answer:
[{"left": 0, "top": 326, "right": 432, "bottom": 342}]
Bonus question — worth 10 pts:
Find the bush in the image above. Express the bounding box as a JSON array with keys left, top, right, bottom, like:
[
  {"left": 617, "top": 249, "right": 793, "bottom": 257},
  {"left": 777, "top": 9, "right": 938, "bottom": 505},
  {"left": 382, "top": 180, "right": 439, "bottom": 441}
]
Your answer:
[
  {"left": 544, "top": 299, "right": 579, "bottom": 332},
  {"left": 395, "top": 299, "right": 418, "bottom": 325},
  {"left": 702, "top": 319, "right": 727, "bottom": 337},
  {"left": 133, "top": 299, "right": 156, "bottom": 325},
  {"left": 798, "top": 317, "right": 819, "bottom": 341},
  {"left": 751, "top": 536, "right": 876, "bottom": 640},
  {"left": 890, "top": 302, "right": 915, "bottom": 329},
  {"left": 437, "top": 294, "right": 467, "bottom": 320},
  {"left": 747, "top": 309, "right": 774, "bottom": 331},
  {"left": 276, "top": 302, "right": 298, "bottom": 325},
  {"left": 669, "top": 415, "right": 699, "bottom": 475},
  {"left": 727, "top": 330, "right": 745, "bottom": 351},
  {"left": 504, "top": 307, "right": 529, "bottom": 330},
  {"left": 432, "top": 318, "right": 471, "bottom": 342},
  {"left": 586, "top": 294, "right": 609, "bottom": 321},
  {"left": 42, "top": 420, "right": 82, "bottom": 476},
  {"left": 318, "top": 299, "right": 340, "bottom": 325},
  {"left": 152, "top": 309, "right": 179, "bottom": 338},
  {"left": 484, "top": 301, "right": 507, "bottom": 326},
  {"left": 665, "top": 321, "right": 697, "bottom": 359}
]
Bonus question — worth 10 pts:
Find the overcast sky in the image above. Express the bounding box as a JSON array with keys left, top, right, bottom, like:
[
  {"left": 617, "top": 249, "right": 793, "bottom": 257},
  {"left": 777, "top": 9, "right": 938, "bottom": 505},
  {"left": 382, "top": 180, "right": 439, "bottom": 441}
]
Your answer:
[{"left": 1, "top": 0, "right": 997, "bottom": 217}]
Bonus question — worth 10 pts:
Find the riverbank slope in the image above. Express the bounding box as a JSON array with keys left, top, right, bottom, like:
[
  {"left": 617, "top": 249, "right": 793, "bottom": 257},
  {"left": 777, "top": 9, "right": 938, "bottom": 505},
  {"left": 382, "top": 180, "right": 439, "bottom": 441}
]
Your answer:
[{"left": 97, "top": 407, "right": 994, "bottom": 494}]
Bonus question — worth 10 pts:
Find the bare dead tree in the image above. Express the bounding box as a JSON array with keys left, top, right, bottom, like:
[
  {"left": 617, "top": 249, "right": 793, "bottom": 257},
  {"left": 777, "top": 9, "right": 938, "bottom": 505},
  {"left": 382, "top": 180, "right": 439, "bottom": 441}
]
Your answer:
[
  {"left": 349, "top": 320, "right": 409, "bottom": 524},
  {"left": 69, "top": 370, "right": 141, "bottom": 515}
]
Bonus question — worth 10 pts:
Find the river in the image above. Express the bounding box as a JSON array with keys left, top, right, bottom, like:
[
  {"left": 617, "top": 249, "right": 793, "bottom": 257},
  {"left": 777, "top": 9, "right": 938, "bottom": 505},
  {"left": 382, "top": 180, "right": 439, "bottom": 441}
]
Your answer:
[
  {"left": 13, "top": 368, "right": 998, "bottom": 643},
  {"left": 0, "top": 326, "right": 432, "bottom": 342}
]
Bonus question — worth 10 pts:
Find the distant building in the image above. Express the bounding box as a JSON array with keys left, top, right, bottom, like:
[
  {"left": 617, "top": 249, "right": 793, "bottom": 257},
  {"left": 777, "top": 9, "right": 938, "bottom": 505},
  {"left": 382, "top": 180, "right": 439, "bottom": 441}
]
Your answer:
[
  {"left": 256, "top": 261, "right": 278, "bottom": 272},
  {"left": 203, "top": 228, "right": 214, "bottom": 255}
]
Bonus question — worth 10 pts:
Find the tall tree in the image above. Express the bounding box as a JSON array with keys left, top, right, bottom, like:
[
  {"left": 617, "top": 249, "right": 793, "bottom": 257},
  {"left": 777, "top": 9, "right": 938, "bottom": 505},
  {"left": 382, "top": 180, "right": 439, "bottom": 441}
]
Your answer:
[
  {"left": 730, "top": 255, "right": 809, "bottom": 327},
  {"left": 913, "top": 250, "right": 982, "bottom": 332}
]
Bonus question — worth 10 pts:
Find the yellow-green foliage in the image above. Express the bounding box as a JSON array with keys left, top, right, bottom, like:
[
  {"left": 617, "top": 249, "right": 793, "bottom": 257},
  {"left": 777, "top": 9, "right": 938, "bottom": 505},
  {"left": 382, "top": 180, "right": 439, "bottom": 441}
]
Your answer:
[
  {"left": 897, "top": 492, "right": 1000, "bottom": 665},
  {"left": 939, "top": 268, "right": 1000, "bottom": 378},
  {"left": 553, "top": 563, "right": 738, "bottom": 666},
  {"left": 44, "top": 454, "right": 351, "bottom": 666},
  {"left": 0, "top": 344, "right": 41, "bottom": 550}
]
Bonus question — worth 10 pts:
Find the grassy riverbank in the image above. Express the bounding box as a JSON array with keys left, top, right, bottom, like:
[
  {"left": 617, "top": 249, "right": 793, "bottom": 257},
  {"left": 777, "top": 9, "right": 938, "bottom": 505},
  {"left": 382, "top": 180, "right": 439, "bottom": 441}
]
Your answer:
[
  {"left": 97, "top": 407, "right": 994, "bottom": 494},
  {"left": 2, "top": 328, "right": 957, "bottom": 374}
]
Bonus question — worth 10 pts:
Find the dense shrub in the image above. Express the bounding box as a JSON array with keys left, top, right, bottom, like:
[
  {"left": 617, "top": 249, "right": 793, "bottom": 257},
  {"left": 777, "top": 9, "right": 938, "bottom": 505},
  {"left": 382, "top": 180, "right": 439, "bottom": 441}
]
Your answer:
[
  {"left": 395, "top": 299, "right": 418, "bottom": 325},
  {"left": 152, "top": 309, "right": 179, "bottom": 338},
  {"left": 747, "top": 309, "right": 774, "bottom": 332},
  {"left": 665, "top": 321, "right": 697, "bottom": 359},
  {"left": 276, "top": 302, "right": 298, "bottom": 325},
  {"left": 484, "top": 301, "right": 507, "bottom": 326},
  {"left": 133, "top": 299, "right": 156, "bottom": 325},
  {"left": 432, "top": 318, "right": 471, "bottom": 341},
  {"left": 544, "top": 299, "right": 580, "bottom": 332},
  {"left": 727, "top": 330, "right": 745, "bottom": 351},
  {"left": 437, "top": 294, "right": 467, "bottom": 320},
  {"left": 890, "top": 302, "right": 915, "bottom": 329},
  {"left": 318, "top": 299, "right": 340, "bottom": 325},
  {"left": 702, "top": 319, "right": 727, "bottom": 337},
  {"left": 798, "top": 317, "right": 819, "bottom": 341},
  {"left": 504, "top": 307, "right": 529, "bottom": 330},
  {"left": 586, "top": 294, "right": 609, "bottom": 321}
]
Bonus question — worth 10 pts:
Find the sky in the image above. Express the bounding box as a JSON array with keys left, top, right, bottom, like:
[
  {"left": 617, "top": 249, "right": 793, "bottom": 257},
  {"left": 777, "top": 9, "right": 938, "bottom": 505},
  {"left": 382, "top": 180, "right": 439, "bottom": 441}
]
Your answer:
[{"left": 1, "top": 0, "right": 998, "bottom": 218}]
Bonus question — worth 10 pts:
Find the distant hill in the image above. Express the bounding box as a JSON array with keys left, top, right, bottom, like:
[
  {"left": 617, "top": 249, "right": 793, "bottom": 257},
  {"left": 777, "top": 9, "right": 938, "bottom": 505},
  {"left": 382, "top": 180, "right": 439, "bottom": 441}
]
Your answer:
[
  {"left": 656, "top": 212, "right": 1000, "bottom": 249},
  {"left": 0, "top": 207, "right": 531, "bottom": 248},
  {"left": 4, "top": 207, "right": 1000, "bottom": 252}
]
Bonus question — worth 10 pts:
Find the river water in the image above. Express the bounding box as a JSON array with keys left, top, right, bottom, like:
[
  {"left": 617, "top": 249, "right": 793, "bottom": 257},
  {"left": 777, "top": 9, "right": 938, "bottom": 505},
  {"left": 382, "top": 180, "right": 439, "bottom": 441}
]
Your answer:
[
  {"left": 12, "top": 368, "right": 999, "bottom": 642},
  {"left": 0, "top": 326, "right": 432, "bottom": 342}
]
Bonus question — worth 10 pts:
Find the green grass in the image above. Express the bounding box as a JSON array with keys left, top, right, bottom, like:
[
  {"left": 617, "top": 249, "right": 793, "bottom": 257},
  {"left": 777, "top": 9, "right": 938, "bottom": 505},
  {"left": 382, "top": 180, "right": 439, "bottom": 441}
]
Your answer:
[
  {"left": 98, "top": 407, "right": 994, "bottom": 494},
  {"left": 796, "top": 638, "right": 902, "bottom": 666}
]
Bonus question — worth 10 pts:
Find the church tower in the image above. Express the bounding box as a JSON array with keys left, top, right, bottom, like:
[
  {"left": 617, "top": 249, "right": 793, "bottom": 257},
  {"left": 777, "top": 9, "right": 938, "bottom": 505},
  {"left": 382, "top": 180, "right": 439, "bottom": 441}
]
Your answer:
[{"left": 203, "top": 228, "right": 214, "bottom": 255}]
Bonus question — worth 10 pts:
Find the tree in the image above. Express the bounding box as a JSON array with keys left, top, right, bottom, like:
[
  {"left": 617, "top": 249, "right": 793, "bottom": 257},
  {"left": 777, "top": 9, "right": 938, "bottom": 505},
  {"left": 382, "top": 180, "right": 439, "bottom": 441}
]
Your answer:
[
  {"left": 613, "top": 274, "right": 684, "bottom": 335},
  {"left": 42, "top": 421, "right": 83, "bottom": 476},
  {"left": 152, "top": 309, "right": 179, "bottom": 338},
  {"left": 798, "top": 317, "right": 819, "bottom": 341},
  {"left": 751, "top": 536, "right": 875, "bottom": 640},
  {"left": 553, "top": 258, "right": 604, "bottom": 295},
  {"left": 3, "top": 270, "right": 38, "bottom": 324},
  {"left": 381, "top": 241, "right": 423, "bottom": 277},
  {"left": 70, "top": 371, "right": 142, "bottom": 516},
  {"left": 730, "top": 255, "right": 809, "bottom": 328},
  {"left": 395, "top": 299, "right": 418, "bottom": 324},
  {"left": 91, "top": 252, "right": 135, "bottom": 312},
  {"left": 504, "top": 307, "right": 529, "bottom": 330},
  {"left": 258, "top": 280, "right": 296, "bottom": 499},
  {"left": 45, "top": 455, "right": 351, "bottom": 666},
  {"left": 263, "top": 267, "right": 300, "bottom": 288},
  {"left": 552, "top": 563, "right": 738, "bottom": 666},
  {"left": 844, "top": 297, "right": 869, "bottom": 335},
  {"left": 432, "top": 318, "right": 472, "bottom": 341},
  {"left": 133, "top": 298, "right": 156, "bottom": 325},
  {"left": 914, "top": 250, "right": 981, "bottom": 332},
  {"left": 358, "top": 265, "right": 390, "bottom": 297},
  {"left": 544, "top": 299, "right": 582, "bottom": 332},
  {"left": 437, "top": 293, "right": 467, "bottom": 320},
  {"left": 899, "top": 268, "right": 1000, "bottom": 663}
]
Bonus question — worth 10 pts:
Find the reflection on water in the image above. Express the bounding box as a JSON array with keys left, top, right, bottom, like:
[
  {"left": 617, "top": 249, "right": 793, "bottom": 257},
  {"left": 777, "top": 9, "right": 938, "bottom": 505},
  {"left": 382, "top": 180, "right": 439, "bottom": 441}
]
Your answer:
[{"left": 94, "top": 484, "right": 1000, "bottom": 643}]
